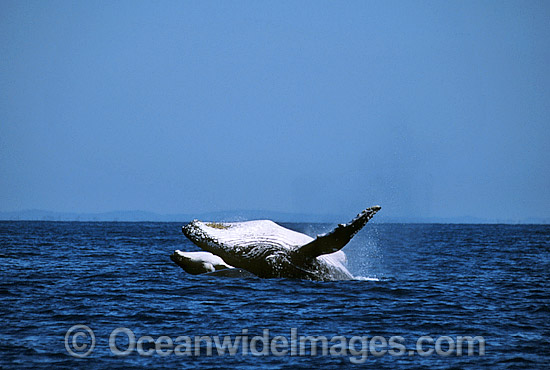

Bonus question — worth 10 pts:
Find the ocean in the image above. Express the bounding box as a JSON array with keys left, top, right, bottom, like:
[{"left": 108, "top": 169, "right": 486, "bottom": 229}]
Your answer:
[{"left": 1, "top": 221, "right": 549, "bottom": 369}]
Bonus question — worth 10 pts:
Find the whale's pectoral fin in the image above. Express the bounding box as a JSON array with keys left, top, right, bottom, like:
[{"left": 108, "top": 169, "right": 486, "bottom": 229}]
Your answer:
[
  {"left": 292, "top": 205, "right": 381, "bottom": 261},
  {"left": 170, "top": 250, "right": 233, "bottom": 275}
]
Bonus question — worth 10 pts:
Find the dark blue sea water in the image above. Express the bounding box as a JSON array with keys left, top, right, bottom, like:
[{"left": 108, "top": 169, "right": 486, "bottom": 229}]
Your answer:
[{"left": 1, "top": 221, "right": 549, "bottom": 369}]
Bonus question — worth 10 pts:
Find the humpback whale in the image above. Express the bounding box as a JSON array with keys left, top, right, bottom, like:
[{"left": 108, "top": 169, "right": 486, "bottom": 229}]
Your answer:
[{"left": 170, "top": 205, "right": 381, "bottom": 281}]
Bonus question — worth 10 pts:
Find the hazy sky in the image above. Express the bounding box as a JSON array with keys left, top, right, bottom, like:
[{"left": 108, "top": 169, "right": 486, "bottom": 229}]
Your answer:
[{"left": 1, "top": 1, "right": 549, "bottom": 220}]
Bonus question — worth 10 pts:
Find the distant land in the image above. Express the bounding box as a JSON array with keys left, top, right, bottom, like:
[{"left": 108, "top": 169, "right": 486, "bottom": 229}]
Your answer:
[{"left": 0, "top": 210, "right": 547, "bottom": 224}]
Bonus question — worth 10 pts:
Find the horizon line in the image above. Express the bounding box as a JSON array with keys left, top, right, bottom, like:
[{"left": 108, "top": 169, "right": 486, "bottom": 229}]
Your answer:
[{"left": 0, "top": 209, "right": 548, "bottom": 225}]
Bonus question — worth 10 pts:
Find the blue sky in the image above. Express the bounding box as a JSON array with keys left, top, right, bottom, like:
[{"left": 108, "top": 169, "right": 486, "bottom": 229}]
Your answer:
[{"left": 1, "top": 0, "right": 549, "bottom": 220}]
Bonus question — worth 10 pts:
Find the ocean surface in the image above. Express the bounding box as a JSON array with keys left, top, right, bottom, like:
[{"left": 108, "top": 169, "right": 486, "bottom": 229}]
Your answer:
[{"left": 1, "top": 221, "right": 549, "bottom": 369}]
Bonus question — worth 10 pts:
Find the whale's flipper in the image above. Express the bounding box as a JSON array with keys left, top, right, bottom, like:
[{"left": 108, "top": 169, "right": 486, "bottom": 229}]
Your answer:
[
  {"left": 292, "top": 206, "right": 381, "bottom": 261},
  {"left": 170, "top": 250, "right": 233, "bottom": 275}
]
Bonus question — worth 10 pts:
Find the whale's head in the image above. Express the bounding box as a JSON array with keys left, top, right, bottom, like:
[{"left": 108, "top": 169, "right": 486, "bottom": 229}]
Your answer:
[{"left": 182, "top": 220, "right": 224, "bottom": 254}]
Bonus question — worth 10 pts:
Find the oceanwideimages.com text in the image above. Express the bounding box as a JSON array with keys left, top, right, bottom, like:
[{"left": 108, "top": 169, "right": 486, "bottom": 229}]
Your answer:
[{"left": 65, "top": 325, "right": 485, "bottom": 363}]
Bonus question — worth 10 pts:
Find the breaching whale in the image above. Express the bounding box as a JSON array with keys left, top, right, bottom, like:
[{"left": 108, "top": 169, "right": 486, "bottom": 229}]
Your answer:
[{"left": 170, "top": 205, "right": 381, "bottom": 281}]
